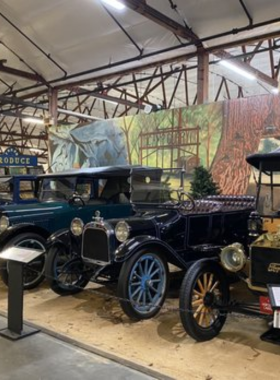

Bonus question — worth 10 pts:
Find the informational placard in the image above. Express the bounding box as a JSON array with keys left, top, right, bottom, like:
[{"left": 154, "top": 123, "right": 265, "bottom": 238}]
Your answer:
[
  {"left": 0, "top": 147, "right": 37, "bottom": 167},
  {"left": 268, "top": 285, "right": 280, "bottom": 308},
  {"left": 0, "top": 246, "right": 44, "bottom": 263},
  {"left": 274, "top": 310, "right": 280, "bottom": 329},
  {"left": 271, "top": 287, "right": 280, "bottom": 307}
]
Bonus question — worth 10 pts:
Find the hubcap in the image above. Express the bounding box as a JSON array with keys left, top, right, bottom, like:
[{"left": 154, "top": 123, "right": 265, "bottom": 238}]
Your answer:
[{"left": 203, "top": 292, "right": 214, "bottom": 307}]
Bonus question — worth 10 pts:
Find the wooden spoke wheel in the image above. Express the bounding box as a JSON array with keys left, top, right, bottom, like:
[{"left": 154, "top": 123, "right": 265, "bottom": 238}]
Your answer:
[{"left": 179, "top": 260, "right": 229, "bottom": 341}]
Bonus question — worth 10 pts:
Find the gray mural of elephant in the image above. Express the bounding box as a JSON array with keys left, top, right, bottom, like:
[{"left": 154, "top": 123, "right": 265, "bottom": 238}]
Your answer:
[{"left": 49, "top": 120, "right": 128, "bottom": 172}]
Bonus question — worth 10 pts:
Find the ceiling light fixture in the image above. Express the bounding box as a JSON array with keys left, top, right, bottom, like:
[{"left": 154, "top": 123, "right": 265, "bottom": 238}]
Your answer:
[
  {"left": 23, "top": 117, "right": 45, "bottom": 125},
  {"left": 219, "top": 60, "right": 256, "bottom": 81},
  {"left": 272, "top": 88, "right": 279, "bottom": 94},
  {"left": 29, "top": 148, "right": 45, "bottom": 153},
  {"left": 101, "top": 0, "right": 125, "bottom": 10}
]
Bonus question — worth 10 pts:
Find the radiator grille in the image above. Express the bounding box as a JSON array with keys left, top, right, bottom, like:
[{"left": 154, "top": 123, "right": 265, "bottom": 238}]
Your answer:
[
  {"left": 82, "top": 227, "right": 109, "bottom": 263},
  {"left": 250, "top": 246, "right": 280, "bottom": 288}
]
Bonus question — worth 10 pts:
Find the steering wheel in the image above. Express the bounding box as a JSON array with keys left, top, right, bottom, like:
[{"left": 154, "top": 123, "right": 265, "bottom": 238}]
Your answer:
[
  {"left": 69, "top": 195, "right": 85, "bottom": 206},
  {"left": 178, "top": 191, "right": 196, "bottom": 212}
]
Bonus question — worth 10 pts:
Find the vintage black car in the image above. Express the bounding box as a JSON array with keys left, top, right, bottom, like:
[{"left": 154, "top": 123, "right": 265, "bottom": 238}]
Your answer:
[
  {"left": 45, "top": 168, "right": 255, "bottom": 321},
  {"left": 179, "top": 149, "right": 280, "bottom": 344},
  {"left": 0, "top": 166, "right": 135, "bottom": 289}
]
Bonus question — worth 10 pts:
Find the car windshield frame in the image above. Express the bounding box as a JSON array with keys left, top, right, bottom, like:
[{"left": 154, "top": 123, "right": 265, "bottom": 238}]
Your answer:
[
  {"left": 254, "top": 167, "right": 280, "bottom": 218},
  {"left": 130, "top": 167, "right": 185, "bottom": 209},
  {"left": 38, "top": 176, "right": 78, "bottom": 202}
]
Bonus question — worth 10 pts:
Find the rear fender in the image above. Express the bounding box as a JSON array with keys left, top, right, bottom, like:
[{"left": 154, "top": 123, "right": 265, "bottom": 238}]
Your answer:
[{"left": 114, "top": 235, "right": 188, "bottom": 268}]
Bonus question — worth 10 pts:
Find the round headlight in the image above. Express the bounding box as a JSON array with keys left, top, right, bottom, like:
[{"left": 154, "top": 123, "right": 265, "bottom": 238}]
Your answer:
[
  {"left": 220, "top": 243, "right": 247, "bottom": 272},
  {"left": 0, "top": 215, "right": 9, "bottom": 233},
  {"left": 70, "top": 218, "right": 84, "bottom": 236},
  {"left": 115, "top": 221, "right": 130, "bottom": 243}
]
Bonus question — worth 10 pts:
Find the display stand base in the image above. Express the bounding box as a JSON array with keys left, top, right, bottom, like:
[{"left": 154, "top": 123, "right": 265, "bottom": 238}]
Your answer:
[
  {"left": 0, "top": 325, "right": 40, "bottom": 341},
  {"left": 260, "top": 328, "right": 280, "bottom": 345}
]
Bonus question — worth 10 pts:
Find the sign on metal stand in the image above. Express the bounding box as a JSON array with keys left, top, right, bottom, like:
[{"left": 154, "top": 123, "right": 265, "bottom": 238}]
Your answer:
[
  {"left": 260, "top": 284, "right": 280, "bottom": 345},
  {"left": 0, "top": 247, "right": 43, "bottom": 340}
]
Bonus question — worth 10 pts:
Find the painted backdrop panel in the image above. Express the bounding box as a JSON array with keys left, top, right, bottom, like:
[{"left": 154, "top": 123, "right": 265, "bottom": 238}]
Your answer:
[{"left": 48, "top": 94, "right": 280, "bottom": 198}]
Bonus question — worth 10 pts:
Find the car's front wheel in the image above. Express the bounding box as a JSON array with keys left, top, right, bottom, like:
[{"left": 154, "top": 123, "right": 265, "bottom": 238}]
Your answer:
[
  {"left": 0, "top": 233, "right": 46, "bottom": 290},
  {"left": 45, "top": 245, "right": 90, "bottom": 296},
  {"left": 179, "top": 260, "right": 229, "bottom": 342},
  {"left": 117, "top": 249, "right": 169, "bottom": 320}
]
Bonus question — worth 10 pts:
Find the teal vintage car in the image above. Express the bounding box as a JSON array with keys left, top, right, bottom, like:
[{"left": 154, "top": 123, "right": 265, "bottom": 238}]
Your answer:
[{"left": 0, "top": 166, "right": 135, "bottom": 289}]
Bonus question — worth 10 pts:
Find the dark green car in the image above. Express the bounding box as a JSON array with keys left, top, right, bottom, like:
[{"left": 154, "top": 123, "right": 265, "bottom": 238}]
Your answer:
[{"left": 0, "top": 166, "right": 135, "bottom": 289}]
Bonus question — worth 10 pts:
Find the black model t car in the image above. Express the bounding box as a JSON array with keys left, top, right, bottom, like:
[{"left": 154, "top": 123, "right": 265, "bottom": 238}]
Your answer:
[
  {"left": 179, "top": 149, "right": 280, "bottom": 343},
  {"left": 45, "top": 168, "right": 255, "bottom": 320}
]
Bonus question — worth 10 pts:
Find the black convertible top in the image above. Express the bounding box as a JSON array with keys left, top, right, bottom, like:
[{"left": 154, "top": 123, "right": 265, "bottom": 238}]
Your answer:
[
  {"left": 246, "top": 148, "right": 280, "bottom": 171},
  {"left": 38, "top": 165, "right": 160, "bottom": 179}
]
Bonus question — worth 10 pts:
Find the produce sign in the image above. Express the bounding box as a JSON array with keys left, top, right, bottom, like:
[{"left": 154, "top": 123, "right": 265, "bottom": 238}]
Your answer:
[{"left": 0, "top": 147, "right": 37, "bottom": 166}]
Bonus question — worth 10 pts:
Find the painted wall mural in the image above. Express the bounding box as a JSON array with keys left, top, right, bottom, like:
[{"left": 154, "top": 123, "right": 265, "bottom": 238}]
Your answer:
[
  {"left": 48, "top": 93, "right": 280, "bottom": 197},
  {"left": 49, "top": 120, "right": 128, "bottom": 172},
  {"left": 212, "top": 94, "right": 280, "bottom": 194}
]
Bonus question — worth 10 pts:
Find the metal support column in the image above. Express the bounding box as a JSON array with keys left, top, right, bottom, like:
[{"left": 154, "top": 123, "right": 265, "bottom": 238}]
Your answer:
[
  {"left": 48, "top": 88, "right": 58, "bottom": 126},
  {"left": 197, "top": 49, "right": 209, "bottom": 104}
]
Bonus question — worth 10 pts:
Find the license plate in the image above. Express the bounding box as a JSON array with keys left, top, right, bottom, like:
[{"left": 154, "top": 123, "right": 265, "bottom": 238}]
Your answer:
[{"left": 260, "top": 296, "right": 273, "bottom": 315}]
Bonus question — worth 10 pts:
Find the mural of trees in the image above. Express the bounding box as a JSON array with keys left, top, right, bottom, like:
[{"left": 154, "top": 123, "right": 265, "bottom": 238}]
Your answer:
[
  {"left": 211, "top": 95, "right": 280, "bottom": 194},
  {"left": 116, "top": 103, "right": 223, "bottom": 170},
  {"left": 49, "top": 93, "right": 280, "bottom": 198}
]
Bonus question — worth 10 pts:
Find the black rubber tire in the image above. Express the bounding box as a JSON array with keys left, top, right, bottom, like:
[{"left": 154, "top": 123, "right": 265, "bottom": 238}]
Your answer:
[
  {"left": 179, "top": 260, "right": 229, "bottom": 342},
  {"left": 0, "top": 233, "right": 46, "bottom": 290},
  {"left": 45, "top": 245, "right": 89, "bottom": 296},
  {"left": 117, "top": 249, "right": 169, "bottom": 321}
]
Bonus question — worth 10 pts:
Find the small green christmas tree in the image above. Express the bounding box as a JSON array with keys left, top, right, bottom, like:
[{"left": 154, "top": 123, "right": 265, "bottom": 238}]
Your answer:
[{"left": 190, "top": 166, "right": 220, "bottom": 199}]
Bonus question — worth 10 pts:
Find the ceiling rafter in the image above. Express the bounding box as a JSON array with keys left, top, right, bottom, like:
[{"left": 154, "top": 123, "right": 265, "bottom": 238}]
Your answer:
[
  {"left": 122, "top": 0, "right": 278, "bottom": 91},
  {"left": 120, "top": 0, "right": 201, "bottom": 46},
  {"left": 214, "top": 50, "right": 278, "bottom": 87}
]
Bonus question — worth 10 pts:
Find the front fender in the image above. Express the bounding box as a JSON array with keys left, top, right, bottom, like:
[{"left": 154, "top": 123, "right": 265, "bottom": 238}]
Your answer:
[
  {"left": 0, "top": 223, "right": 50, "bottom": 250},
  {"left": 114, "top": 235, "right": 188, "bottom": 269},
  {"left": 46, "top": 228, "right": 82, "bottom": 254},
  {"left": 46, "top": 228, "right": 71, "bottom": 249}
]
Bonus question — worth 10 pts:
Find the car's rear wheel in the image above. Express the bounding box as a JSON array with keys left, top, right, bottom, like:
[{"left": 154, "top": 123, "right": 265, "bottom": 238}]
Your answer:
[
  {"left": 45, "top": 245, "right": 90, "bottom": 296},
  {"left": 117, "top": 249, "right": 169, "bottom": 320},
  {"left": 179, "top": 260, "right": 229, "bottom": 342},
  {"left": 0, "top": 233, "right": 46, "bottom": 290}
]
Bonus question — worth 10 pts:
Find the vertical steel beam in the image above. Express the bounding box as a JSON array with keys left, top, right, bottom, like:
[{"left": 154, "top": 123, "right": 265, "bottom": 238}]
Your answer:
[
  {"left": 48, "top": 88, "right": 58, "bottom": 126},
  {"left": 197, "top": 49, "right": 209, "bottom": 104}
]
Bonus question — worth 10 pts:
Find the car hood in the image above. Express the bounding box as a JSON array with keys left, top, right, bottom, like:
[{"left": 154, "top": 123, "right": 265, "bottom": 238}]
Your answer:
[
  {"left": 0, "top": 201, "right": 68, "bottom": 221},
  {"left": 107, "top": 209, "right": 179, "bottom": 237}
]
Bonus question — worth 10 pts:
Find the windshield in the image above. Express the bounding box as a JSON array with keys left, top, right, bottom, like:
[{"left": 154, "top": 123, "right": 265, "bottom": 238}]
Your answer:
[
  {"left": 38, "top": 175, "right": 131, "bottom": 204},
  {"left": 130, "top": 168, "right": 184, "bottom": 205},
  {"left": 256, "top": 170, "right": 280, "bottom": 216},
  {"left": 39, "top": 177, "right": 77, "bottom": 201},
  {"left": 0, "top": 178, "right": 12, "bottom": 201}
]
